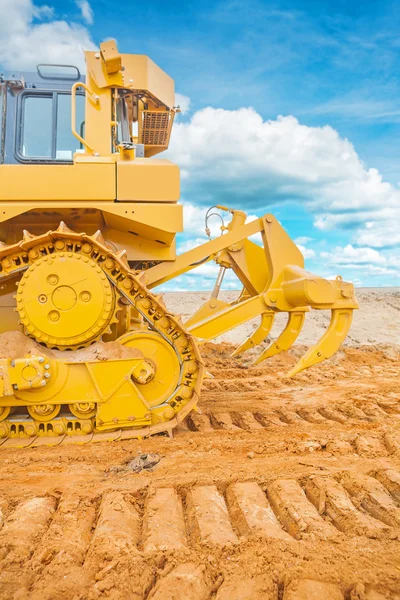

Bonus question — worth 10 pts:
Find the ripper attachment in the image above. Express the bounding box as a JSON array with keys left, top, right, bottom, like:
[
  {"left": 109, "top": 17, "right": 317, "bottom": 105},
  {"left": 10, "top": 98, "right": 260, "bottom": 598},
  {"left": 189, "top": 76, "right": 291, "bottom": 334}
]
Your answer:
[{"left": 144, "top": 207, "right": 358, "bottom": 376}]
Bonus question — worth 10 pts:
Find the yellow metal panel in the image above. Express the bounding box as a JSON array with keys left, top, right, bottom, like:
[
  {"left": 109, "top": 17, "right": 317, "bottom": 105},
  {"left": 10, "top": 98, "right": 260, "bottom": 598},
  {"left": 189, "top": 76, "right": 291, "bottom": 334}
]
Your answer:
[
  {"left": 104, "top": 228, "right": 177, "bottom": 262},
  {"left": 117, "top": 159, "right": 179, "bottom": 201},
  {"left": 86, "top": 52, "right": 175, "bottom": 108},
  {"left": 0, "top": 164, "right": 115, "bottom": 201},
  {"left": 0, "top": 201, "right": 182, "bottom": 261},
  {"left": 84, "top": 73, "right": 113, "bottom": 157},
  {"left": 103, "top": 203, "right": 183, "bottom": 242}
]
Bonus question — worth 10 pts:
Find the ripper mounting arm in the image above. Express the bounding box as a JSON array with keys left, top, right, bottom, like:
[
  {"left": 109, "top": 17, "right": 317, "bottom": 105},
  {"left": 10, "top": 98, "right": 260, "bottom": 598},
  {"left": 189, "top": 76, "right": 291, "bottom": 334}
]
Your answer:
[{"left": 144, "top": 208, "right": 359, "bottom": 376}]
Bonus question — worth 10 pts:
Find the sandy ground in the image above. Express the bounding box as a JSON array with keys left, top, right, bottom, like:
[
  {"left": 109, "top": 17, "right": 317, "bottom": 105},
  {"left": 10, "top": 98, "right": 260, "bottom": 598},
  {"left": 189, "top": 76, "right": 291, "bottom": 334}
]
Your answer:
[{"left": 0, "top": 289, "right": 399, "bottom": 599}]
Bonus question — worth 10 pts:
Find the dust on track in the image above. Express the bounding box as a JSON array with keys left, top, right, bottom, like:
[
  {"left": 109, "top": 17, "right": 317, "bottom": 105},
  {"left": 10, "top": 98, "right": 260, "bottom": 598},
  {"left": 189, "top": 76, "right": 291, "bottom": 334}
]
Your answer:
[{"left": 0, "top": 342, "right": 399, "bottom": 599}]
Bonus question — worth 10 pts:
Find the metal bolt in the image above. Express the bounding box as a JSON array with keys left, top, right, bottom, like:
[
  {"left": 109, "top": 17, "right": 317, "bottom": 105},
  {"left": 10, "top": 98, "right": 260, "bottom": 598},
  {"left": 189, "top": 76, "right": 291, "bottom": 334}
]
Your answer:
[
  {"left": 95, "top": 53, "right": 100, "bottom": 59},
  {"left": 44, "top": 373, "right": 50, "bottom": 379},
  {"left": 44, "top": 364, "right": 50, "bottom": 369},
  {"left": 38, "top": 357, "right": 45, "bottom": 363}
]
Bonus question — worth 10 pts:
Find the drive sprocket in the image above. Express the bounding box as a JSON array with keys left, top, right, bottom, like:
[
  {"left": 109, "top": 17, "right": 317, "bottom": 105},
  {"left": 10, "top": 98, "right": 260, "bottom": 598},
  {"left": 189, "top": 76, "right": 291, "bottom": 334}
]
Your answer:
[{"left": 16, "top": 252, "right": 118, "bottom": 349}]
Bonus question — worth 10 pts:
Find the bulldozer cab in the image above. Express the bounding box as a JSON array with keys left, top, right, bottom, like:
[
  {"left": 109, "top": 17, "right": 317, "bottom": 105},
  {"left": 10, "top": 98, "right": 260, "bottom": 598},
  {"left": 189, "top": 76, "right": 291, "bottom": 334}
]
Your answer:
[
  {"left": 0, "top": 49, "right": 183, "bottom": 262},
  {"left": 0, "top": 66, "right": 86, "bottom": 165}
]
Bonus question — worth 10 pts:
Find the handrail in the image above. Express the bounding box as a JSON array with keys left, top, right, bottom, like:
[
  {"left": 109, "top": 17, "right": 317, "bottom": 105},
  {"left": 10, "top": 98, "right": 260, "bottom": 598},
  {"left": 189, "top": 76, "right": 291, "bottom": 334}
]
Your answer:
[{"left": 71, "top": 82, "right": 99, "bottom": 156}]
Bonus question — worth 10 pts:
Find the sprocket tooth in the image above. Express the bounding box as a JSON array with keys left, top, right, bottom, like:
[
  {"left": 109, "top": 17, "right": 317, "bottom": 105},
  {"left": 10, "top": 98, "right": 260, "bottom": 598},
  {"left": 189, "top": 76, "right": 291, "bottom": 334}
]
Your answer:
[
  {"left": 115, "top": 249, "right": 129, "bottom": 266},
  {"left": 286, "top": 308, "right": 353, "bottom": 377},
  {"left": 153, "top": 293, "right": 166, "bottom": 309},
  {"left": 22, "top": 230, "right": 36, "bottom": 242},
  {"left": 90, "top": 230, "right": 106, "bottom": 245},
  {"left": 56, "top": 221, "right": 75, "bottom": 234}
]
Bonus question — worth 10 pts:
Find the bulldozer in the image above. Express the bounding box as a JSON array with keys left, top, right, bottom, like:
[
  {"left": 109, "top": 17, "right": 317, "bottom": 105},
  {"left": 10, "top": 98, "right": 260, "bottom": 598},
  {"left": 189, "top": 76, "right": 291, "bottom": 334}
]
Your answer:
[{"left": 0, "top": 40, "right": 358, "bottom": 447}]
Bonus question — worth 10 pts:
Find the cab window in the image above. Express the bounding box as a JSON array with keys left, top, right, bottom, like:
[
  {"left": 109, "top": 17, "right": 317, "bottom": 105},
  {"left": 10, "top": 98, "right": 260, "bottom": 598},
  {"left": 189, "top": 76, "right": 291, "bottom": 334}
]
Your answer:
[{"left": 18, "top": 91, "right": 84, "bottom": 162}]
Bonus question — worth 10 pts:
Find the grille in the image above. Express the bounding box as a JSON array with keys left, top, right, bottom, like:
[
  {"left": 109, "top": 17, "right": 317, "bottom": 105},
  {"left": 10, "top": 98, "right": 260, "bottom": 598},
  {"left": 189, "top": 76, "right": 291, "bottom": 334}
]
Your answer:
[{"left": 139, "top": 111, "right": 172, "bottom": 147}]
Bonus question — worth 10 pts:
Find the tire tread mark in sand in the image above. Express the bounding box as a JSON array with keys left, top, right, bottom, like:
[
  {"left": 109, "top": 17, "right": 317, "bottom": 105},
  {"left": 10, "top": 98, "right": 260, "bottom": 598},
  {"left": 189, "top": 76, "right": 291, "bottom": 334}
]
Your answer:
[
  {"left": 267, "top": 479, "right": 336, "bottom": 540},
  {"left": 226, "top": 482, "right": 292, "bottom": 541},
  {"left": 318, "top": 407, "right": 347, "bottom": 424},
  {"left": 147, "top": 563, "right": 213, "bottom": 600},
  {"left": 32, "top": 496, "right": 96, "bottom": 568},
  {"left": 186, "top": 485, "right": 238, "bottom": 546},
  {"left": 85, "top": 491, "right": 141, "bottom": 565},
  {"left": 278, "top": 410, "right": 305, "bottom": 425},
  {"left": 142, "top": 487, "right": 187, "bottom": 552},
  {"left": 354, "top": 435, "right": 388, "bottom": 457},
  {"left": 0, "top": 496, "right": 57, "bottom": 564},
  {"left": 185, "top": 406, "right": 393, "bottom": 434},
  {"left": 255, "top": 412, "right": 289, "bottom": 428},
  {"left": 209, "top": 412, "right": 241, "bottom": 431},
  {"left": 304, "top": 476, "right": 394, "bottom": 538},
  {"left": 297, "top": 408, "right": 326, "bottom": 423},
  {"left": 187, "top": 413, "right": 214, "bottom": 432},
  {"left": 338, "top": 472, "right": 400, "bottom": 528},
  {"left": 373, "top": 469, "right": 400, "bottom": 504},
  {"left": 384, "top": 432, "right": 400, "bottom": 455},
  {"left": 232, "top": 411, "right": 264, "bottom": 430}
]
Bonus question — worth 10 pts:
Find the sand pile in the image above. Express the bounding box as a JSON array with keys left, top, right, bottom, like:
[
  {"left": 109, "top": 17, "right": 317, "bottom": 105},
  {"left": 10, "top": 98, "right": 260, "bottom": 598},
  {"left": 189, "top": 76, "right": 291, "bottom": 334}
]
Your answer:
[{"left": 0, "top": 331, "right": 141, "bottom": 362}]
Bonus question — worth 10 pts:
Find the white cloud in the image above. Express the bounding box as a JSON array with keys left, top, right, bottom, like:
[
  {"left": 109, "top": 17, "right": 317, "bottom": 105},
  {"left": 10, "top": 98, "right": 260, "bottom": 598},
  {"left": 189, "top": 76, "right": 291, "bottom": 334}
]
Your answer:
[
  {"left": 321, "top": 245, "right": 387, "bottom": 266},
  {"left": 0, "top": 0, "right": 96, "bottom": 71},
  {"left": 295, "top": 236, "right": 313, "bottom": 245},
  {"left": 168, "top": 106, "right": 400, "bottom": 257},
  {"left": 296, "top": 244, "right": 315, "bottom": 259},
  {"left": 320, "top": 245, "right": 400, "bottom": 279},
  {"left": 75, "top": 0, "right": 93, "bottom": 25},
  {"left": 175, "top": 93, "right": 191, "bottom": 114}
]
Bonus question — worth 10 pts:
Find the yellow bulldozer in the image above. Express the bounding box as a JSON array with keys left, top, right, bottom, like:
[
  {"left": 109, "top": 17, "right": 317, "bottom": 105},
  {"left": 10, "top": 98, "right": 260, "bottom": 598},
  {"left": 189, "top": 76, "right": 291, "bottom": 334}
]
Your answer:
[{"left": 0, "top": 41, "right": 358, "bottom": 447}]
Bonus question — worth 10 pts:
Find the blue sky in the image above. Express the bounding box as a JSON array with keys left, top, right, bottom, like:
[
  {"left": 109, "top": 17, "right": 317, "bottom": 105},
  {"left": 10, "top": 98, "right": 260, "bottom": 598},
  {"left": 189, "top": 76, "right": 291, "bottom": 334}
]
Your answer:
[{"left": 1, "top": 0, "right": 399, "bottom": 289}]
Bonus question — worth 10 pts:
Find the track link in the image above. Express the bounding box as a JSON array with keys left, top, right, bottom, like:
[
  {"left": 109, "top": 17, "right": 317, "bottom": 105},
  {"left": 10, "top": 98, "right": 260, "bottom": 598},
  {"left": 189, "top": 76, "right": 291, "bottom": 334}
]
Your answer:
[{"left": 0, "top": 224, "right": 204, "bottom": 445}]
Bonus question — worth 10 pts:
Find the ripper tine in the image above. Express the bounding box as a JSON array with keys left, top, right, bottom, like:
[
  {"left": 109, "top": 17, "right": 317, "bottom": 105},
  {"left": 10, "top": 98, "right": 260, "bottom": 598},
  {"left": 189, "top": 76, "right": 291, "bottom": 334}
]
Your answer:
[
  {"left": 251, "top": 310, "right": 306, "bottom": 366},
  {"left": 286, "top": 308, "right": 353, "bottom": 377},
  {"left": 231, "top": 311, "right": 275, "bottom": 357}
]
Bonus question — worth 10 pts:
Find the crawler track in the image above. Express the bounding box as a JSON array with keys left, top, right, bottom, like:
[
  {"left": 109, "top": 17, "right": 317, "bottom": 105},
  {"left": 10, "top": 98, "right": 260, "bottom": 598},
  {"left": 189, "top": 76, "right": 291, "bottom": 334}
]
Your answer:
[
  {"left": 0, "top": 341, "right": 399, "bottom": 598},
  {"left": 0, "top": 224, "right": 204, "bottom": 444}
]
